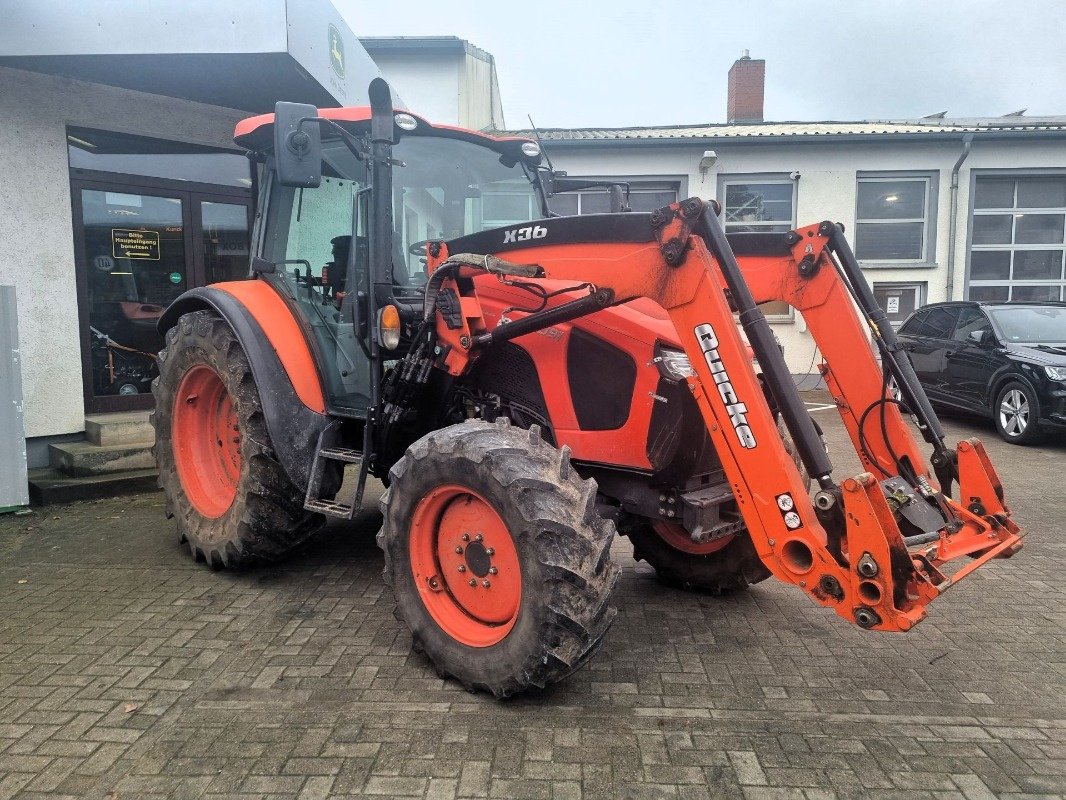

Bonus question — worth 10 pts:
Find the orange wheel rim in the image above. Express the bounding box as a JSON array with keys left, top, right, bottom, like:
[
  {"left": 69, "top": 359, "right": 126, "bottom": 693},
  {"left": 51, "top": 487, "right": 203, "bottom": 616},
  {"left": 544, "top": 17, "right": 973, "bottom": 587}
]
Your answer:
[
  {"left": 409, "top": 485, "right": 521, "bottom": 647},
  {"left": 651, "top": 520, "right": 733, "bottom": 555},
  {"left": 172, "top": 365, "right": 240, "bottom": 519}
]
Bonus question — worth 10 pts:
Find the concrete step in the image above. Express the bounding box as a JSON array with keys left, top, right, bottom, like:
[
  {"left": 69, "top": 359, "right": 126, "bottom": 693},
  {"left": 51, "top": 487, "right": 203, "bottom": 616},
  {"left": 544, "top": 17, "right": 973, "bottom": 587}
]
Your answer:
[
  {"left": 85, "top": 411, "right": 154, "bottom": 447},
  {"left": 27, "top": 468, "right": 159, "bottom": 505},
  {"left": 49, "top": 440, "right": 155, "bottom": 477}
]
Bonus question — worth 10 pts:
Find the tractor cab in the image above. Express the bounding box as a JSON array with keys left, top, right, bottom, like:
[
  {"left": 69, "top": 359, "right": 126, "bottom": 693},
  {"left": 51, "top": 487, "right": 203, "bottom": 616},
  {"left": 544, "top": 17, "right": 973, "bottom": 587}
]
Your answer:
[{"left": 233, "top": 83, "right": 549, "bottom": 415}]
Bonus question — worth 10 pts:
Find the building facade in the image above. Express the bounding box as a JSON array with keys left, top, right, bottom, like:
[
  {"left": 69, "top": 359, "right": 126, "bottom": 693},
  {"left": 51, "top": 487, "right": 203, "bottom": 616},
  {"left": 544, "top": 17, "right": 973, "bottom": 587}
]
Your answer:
[
  {"left": 0, "top": 4, "right": 499, "bottom": 478},
  {"left": 1, "top": 20, "right": 1063, "bottom": 493},
  {"left": 518, "top": 60, "right": 1066, "bottom": 376}
]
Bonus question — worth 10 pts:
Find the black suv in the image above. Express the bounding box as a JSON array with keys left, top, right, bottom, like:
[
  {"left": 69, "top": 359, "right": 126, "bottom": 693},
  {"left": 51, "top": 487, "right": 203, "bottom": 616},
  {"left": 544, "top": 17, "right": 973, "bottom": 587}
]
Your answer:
[{"left": 897, "top": 301, "right": 1066, "bottom": 444}]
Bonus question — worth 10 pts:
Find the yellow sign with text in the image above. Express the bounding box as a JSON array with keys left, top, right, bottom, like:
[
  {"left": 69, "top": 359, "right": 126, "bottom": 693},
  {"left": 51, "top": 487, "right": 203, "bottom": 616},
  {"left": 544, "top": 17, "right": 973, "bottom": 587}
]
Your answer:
[{"left": 112, "top": 228, "right": 161, "bottom": 260}]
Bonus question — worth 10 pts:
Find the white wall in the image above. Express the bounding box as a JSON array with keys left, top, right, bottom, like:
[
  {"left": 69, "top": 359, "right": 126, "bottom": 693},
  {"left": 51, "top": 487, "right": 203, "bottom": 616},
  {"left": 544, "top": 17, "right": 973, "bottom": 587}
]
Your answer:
[
  {"left": 371, "top": 47, "right": 503, "bottom": 131},
  {"left": 371, "top": 51, "right": 461, "bottom": 126},
  {"left": 544, "top": 136, "right": 1066, "bottom": 374},
  {"left": 0, "top": 66, "right": 245, "bottom": 439}
]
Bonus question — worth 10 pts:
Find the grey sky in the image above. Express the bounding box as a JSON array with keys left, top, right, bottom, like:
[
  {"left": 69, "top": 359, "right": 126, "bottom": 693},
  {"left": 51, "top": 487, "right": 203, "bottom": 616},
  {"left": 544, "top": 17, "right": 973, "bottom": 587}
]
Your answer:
[{"left": 336, "top": 0, "right": 1066, "bottom": 128}]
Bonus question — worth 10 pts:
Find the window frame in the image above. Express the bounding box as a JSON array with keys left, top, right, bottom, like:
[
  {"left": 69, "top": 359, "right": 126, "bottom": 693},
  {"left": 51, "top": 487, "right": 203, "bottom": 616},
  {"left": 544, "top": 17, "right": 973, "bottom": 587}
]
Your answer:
[
  {"left": 872, "top": 281, "right": 926, "bottom": 329},
  {"left": 717, "top": 173, "right": 798, "bottom": 322},
  {"left": 966, "top": 169, "right": 1066, "bottom": 304},
  {"left": 853, "top": 171, "right": 939, "bottom": 267}
]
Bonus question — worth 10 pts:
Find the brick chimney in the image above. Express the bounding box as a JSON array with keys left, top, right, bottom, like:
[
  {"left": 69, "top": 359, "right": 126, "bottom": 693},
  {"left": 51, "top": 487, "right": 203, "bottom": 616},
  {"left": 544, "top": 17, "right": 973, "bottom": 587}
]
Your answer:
[{"left": 727, "top": 50, "right": 765, "bottom": 123}]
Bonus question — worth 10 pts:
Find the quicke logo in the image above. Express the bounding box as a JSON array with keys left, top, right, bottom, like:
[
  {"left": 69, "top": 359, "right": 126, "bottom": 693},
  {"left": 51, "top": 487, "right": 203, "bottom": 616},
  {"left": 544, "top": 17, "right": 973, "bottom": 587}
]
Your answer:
[{"left": 694, "top": 323, "right": 757, "bottom": 449}]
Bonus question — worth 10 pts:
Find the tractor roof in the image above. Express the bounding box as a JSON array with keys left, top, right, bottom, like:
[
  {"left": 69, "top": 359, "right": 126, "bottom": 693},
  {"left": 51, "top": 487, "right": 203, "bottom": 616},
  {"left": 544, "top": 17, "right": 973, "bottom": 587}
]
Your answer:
[{"left": 234, "top": 107, "right": 539, "bottom": 161}]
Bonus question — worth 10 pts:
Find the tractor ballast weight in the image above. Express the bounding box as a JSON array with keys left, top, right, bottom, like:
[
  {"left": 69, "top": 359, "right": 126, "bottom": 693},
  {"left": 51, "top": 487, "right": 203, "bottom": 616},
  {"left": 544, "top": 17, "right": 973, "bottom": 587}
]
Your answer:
[{"left": 154, "top": 81, "right": 1023, "bottom": 696}]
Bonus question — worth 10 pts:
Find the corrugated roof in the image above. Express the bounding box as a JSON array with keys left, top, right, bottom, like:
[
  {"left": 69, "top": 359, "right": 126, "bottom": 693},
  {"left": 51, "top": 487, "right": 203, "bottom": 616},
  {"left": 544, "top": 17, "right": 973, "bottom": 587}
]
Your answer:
[{"left": 503, "top": 117, "right": 1066, "bottom": 143}]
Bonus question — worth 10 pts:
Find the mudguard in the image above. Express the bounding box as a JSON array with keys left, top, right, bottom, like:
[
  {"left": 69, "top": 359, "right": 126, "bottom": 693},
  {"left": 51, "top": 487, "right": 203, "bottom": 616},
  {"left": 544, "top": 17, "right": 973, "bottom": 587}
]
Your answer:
[{"left": 158, "top": 284, "right": 328, "bottom": 491}]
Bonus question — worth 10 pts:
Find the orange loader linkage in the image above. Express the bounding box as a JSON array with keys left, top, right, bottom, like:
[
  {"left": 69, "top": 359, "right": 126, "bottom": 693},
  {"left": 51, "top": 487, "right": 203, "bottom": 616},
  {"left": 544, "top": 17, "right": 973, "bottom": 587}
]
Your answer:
[{"left": 427, "top": 200, "right": 1022, "bottom": 632}]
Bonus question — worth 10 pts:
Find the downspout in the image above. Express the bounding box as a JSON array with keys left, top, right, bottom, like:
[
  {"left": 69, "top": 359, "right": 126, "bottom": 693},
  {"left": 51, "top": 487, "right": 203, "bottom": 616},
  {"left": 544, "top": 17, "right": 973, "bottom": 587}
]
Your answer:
[{"left": 945, "top": 133, "right": 974, "bottom": 300}]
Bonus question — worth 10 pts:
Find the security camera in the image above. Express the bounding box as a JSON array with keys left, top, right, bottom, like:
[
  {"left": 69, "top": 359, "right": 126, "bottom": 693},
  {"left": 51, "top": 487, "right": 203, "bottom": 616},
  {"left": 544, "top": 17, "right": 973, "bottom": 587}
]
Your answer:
[{"left": 789, "top": 171, "right": 801, "bottom": 180}]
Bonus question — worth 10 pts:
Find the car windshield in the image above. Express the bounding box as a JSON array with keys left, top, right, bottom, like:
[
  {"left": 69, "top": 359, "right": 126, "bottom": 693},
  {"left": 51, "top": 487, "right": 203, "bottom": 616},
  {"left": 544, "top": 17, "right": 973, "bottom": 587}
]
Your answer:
[{"left": 987, "top": 306, "right": 1066, "bottom": 344}]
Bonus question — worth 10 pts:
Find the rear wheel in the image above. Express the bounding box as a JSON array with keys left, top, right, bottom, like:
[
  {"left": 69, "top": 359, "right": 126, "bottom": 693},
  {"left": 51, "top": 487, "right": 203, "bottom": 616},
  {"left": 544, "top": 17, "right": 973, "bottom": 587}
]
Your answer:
[
  {"left": 378, "top": 419, "right": 619, "bottom": 697},
  {"left": 152, "top": 310, "right": 327, "bottom": 567}
]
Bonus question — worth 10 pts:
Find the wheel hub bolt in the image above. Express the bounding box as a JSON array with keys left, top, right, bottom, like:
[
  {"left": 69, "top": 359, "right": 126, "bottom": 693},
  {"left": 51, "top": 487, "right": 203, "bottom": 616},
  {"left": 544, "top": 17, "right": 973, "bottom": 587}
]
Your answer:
[
  {"left": 482, "top": 580, "right": 491, "bottom": 588},
  {"left": 475, "top": 533, "right": 483, "bottom": 542},
  {"left": 489, "top": 566, "right": 498, "bottom": 575},
  {"left": 454, "top": 546, "right": 463, "bottom": 554},
  {"left": 486, "top": 547, "right": 494, "bottom": 556},
  {"left": 457, "top": 565, "right": 466, "bottom": 573},
  {"left": 461, "top": 533, "right": 470, "bottom": 541},
  {"left": 468, "top": 579, "right": 477, "bottom": 587}
]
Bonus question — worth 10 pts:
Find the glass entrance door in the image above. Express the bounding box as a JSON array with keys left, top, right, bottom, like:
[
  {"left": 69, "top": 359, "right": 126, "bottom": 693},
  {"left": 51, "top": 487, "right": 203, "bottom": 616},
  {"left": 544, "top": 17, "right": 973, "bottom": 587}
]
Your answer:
[
  {"left": 200, "top": 200, "right": 252, "bottom": 284},
  {"left": 74, "top": 184, "right": 252, "bottom": 412},
  {"left": 78, "top": 187, "right": 189, "bottom": 409}
]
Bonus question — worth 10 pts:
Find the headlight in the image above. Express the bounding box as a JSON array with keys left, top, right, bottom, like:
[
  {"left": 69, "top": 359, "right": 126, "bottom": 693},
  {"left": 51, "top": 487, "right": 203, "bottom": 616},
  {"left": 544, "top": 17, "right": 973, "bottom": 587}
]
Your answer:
[
  {"left": 654, "top": 346, "right": 695, "bottom": 381},
  {"left": 1045, "top": 365, "right": 1066, "bottom": 381}
]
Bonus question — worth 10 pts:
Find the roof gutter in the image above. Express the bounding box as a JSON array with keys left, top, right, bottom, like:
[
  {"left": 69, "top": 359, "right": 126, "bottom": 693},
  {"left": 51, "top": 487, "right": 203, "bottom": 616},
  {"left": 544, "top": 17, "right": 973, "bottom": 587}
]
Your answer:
[
  {"left": 945, "top": 133, "right": 975, "bottom": 301},
  {"left": 523, "top": 128, "right": 1066, "bottom": 148}
]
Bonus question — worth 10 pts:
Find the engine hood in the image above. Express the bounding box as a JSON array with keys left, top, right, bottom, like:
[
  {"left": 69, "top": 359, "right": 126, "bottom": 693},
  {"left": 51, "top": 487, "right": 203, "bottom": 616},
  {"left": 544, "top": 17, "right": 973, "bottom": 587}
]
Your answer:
[{"left": 1004, "top": 342, "right": 1066, "bottom": 365}]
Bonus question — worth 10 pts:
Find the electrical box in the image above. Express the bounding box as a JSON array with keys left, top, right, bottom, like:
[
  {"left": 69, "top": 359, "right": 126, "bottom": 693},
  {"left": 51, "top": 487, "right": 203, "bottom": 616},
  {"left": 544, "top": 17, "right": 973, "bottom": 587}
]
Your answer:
[{"left": 0, "top": 286, "right": 29, "bottom": 512}]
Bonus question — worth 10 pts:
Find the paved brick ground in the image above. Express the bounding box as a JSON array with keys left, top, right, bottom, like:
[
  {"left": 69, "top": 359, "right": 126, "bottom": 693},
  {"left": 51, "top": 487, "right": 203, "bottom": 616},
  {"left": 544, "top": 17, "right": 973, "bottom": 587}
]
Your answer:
[{"left": 1, "top": 397, "right": 1064, "bottom": 799}]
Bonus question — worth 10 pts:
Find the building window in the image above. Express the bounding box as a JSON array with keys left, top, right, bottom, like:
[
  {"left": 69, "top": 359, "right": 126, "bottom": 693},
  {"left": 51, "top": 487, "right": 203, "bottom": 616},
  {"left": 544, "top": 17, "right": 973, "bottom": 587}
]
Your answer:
[
  {"left": 721, "top": 180, "right": 795, "bottom": 232},
  {"left": 547, "top": 183, "right": 679, "bottom": 216},
  {"left": 855, "top": 174, "right": 937, "bottom": 263},
  {"left": 968, "top": 174, "right": 1066, "bottom": 302},
  {"left": 719, "top": 176, "right": 797, "bottom": 320}
]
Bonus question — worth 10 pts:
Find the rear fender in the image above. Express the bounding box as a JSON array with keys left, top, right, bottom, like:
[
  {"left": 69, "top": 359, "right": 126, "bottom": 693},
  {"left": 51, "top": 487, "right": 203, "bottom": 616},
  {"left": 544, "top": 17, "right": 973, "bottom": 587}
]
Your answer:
[{"left": 158, "top": 283, "right": 328, "bottom": 490}]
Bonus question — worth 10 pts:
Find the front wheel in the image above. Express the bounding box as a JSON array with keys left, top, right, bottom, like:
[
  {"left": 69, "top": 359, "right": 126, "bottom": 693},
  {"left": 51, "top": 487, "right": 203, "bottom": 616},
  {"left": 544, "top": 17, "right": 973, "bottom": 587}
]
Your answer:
[
  {"left": 994, "top": 381, "right": 1044, "bottom": 445},
  {"left": 377, "top": 419, "right": 619, "bottom": 698},
  {"left": 623, "top": 520, "right": 770, "bottom": 594}
]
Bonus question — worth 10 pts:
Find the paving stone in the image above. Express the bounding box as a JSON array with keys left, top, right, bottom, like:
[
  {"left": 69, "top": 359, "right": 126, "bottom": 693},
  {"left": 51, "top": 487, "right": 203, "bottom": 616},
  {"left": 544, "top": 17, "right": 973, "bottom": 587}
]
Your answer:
[{"left": 0, "top": 407, "right": 1063, "bottom": 797}]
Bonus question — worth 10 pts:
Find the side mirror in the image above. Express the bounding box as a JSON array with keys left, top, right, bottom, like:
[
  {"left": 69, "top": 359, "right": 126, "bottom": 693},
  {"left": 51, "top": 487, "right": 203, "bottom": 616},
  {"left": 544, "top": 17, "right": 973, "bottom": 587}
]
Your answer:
[
  {"left": 273, "top": 102, "right": 322, "bottom": 188},
  {"left": 968, "top": 329, "right": 987, "bottom": 345}
]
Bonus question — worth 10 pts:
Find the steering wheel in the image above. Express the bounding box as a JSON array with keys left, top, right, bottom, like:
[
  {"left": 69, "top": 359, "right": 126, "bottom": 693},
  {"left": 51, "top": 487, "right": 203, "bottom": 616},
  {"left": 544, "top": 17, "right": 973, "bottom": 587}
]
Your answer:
[{"left": 408, "top": 239, "right": 432, "bottom": 257}]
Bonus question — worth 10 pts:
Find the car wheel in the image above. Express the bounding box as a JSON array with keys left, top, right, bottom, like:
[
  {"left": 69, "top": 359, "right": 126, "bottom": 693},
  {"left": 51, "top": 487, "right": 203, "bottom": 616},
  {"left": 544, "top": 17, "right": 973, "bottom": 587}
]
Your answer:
[{"left": 994, "top": 381, "right": 1044, "bottom": 445}]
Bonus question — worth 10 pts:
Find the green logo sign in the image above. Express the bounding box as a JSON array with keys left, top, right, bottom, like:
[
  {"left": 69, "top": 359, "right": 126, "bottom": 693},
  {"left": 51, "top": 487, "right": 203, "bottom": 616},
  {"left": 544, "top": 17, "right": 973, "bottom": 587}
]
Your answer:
[
  {"left": 169, "top": 272, "right": 182, "bottom": 285},
  {"left": 328, "top": 24, "right": 345, "bottom": 79}
]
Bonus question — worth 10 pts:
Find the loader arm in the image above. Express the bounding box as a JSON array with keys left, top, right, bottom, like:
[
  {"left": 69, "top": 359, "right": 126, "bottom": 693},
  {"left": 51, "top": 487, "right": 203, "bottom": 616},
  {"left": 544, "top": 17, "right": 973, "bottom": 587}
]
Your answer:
[{"left": 423, "top": 200, "right": 1022, "bottom": 632}]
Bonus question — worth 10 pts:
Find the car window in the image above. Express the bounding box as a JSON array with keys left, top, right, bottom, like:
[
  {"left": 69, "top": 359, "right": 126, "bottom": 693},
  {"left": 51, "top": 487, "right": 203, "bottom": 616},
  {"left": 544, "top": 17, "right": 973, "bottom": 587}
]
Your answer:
[
  {"left": 952, "top": 306, "right": 994, "bottom": 343},
  {"left": 916, "top": 306, "right": 959, "bottom": 339},
  {"left": 899, "top": 310, "right": 928, "bottom": 336}
]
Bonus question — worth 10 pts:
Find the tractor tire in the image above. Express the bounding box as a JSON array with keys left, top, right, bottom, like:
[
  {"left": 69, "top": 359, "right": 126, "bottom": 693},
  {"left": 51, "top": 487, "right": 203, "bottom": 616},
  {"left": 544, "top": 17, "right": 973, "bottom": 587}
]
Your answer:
[
  {"left": 623, "top": 520, "right": 770, "bottom": 594},
  {"left": 377, "top": 419, "right": 620, "bottom": 698},
  {"left": 152, "top": 310, "right": 327, "bottom": 568},
  {"left": 623, "top": 415, "right": 816, "bottom": 594}
]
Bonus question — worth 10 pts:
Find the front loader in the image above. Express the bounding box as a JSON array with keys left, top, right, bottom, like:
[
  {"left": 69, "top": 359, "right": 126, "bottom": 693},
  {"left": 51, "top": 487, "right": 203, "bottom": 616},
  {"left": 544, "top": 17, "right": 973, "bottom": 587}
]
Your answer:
[{"left": 154, "top": 79, "right": 1022, "bottom": 697}]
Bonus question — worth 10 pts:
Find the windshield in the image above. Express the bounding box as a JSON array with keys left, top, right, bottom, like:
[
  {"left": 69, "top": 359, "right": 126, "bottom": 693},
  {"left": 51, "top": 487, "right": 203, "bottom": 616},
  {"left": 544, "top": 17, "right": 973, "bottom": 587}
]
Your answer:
[
  {"left": 391, "top": 134, "right": 543, "bottom": 282},
  {"left": 987, "top": 305, "right": 1066, "bottom": 344}
]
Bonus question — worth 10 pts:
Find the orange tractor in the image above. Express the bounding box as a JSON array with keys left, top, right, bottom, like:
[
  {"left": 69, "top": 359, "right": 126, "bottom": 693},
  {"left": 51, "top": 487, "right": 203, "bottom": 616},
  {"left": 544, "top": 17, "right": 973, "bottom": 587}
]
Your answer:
[{"left": 155, "top": 80, "right": 1022, "bottom": 696}]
